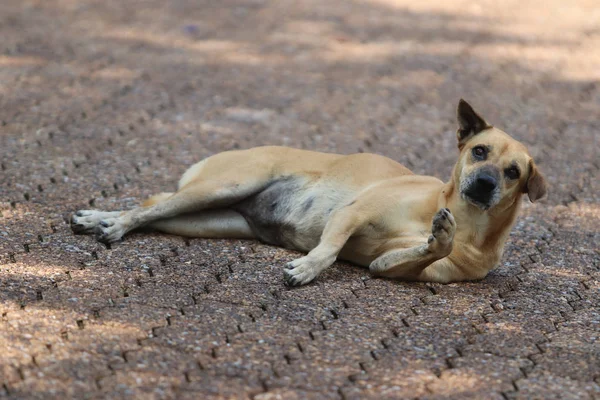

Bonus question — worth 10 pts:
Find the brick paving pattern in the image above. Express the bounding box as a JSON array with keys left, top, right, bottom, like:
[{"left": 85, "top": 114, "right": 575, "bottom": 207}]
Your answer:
[{"left": 1, "top": 0, "right": 599, "bottom": 399}]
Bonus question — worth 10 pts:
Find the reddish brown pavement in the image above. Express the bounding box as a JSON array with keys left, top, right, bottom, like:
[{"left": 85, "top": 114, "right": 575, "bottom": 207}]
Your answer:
[{"left": 1, "top": 0, "right": 599, "bottom": 399}]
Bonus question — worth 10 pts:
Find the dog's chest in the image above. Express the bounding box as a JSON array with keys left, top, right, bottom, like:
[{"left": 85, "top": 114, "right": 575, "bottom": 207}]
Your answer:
[{"left": 233, "top": 176, "right": 350, "bottom": 251}]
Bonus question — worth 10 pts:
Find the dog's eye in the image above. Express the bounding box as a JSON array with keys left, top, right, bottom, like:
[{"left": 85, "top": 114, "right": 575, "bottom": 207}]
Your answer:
[
  {"left": 505, "top": 166, "right": 520, "bottom": 180},
  {"left": 472, "top": 146, "right": 487, "bottom": 160}
]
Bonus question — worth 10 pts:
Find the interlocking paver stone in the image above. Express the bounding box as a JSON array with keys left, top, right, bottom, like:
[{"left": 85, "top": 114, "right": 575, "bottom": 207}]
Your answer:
[{"left": 1, "top": 0, "right": 598, "bottom": 398}]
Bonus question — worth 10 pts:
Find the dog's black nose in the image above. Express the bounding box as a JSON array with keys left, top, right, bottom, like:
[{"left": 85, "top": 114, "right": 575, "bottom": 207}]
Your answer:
[{"left": 476, "top": 174, "right": 497, "bottom": 192}]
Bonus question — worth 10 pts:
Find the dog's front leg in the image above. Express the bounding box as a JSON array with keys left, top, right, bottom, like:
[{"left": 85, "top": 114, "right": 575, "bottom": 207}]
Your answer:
[
  {"left": 283, "top": 204, "right": 366, "bottom": 286},
  {"left": 369, "top": 208, "right": 457, "bottom": 282}
]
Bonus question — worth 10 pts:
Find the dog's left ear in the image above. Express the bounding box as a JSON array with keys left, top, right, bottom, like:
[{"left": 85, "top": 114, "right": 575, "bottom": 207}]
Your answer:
[
  {"left": 456, "top": 99, "right": 492, "bottom": 148},
  {"left": 524, "top": 160, "right": 547, "bottom": 202}
]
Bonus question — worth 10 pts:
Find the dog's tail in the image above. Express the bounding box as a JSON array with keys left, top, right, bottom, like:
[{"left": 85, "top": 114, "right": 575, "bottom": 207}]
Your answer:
[{"left": 141, "top": 192, "right": 174, "bottom": 207}]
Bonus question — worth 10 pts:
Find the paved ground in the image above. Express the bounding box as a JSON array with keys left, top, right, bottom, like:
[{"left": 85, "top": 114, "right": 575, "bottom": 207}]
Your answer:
[{"left": 1, "top": 0, "right": 599, "bottom": 399}]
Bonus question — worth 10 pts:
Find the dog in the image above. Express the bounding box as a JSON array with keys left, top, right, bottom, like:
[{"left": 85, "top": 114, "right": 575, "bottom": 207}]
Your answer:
[{"left": 71, "top": 99, "right": 547, "bottom": 286}]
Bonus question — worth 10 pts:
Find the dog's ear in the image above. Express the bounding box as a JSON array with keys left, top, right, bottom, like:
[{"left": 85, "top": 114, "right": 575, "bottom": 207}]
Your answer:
[
  {"left": 523, "top": 160, "right": 547, "bottom": 202},
  {"left": 456, "top": 99, "right": 492, "bottom": 148}
]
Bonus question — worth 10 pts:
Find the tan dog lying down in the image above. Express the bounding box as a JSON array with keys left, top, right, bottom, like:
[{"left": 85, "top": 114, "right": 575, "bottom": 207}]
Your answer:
[{"left": 72, "top": 100, "right": 547, "bottom": 286}]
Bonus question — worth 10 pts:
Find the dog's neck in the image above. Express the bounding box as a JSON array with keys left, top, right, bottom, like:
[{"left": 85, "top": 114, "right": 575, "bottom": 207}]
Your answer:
[{"left": 440, "top": 180, "right": 522, "bottom": 252}]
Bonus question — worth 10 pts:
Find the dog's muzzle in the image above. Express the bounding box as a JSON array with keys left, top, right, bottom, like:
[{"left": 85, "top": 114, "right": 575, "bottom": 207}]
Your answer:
[{"left": 461, "top": 166, "right": 500, "bottom": 210}]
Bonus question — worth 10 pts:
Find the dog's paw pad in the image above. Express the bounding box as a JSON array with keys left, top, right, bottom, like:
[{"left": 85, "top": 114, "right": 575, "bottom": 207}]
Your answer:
[{"left": 431, "top": 208, "right": 456, "bottom": 246}]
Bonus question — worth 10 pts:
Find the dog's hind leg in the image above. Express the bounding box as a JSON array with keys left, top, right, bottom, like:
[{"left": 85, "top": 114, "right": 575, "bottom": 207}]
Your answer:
[
  {"left": 148, "top": 209, "right": 255, "bottom": 239},
  {"left": 139, "top": 191, "right": 255, "bottom": 238},
  {"left": 139, "top": 192, "right": 255, "bottom": 238},
  {"left": 71, "top": 193, "right": 172, "bottom": 234},
  {"left": 90, "top": 178, "right": 268, "bottom": 243},
  {"left": 141, "top": 192, "right": 174, "bottom": 207},
  {"left": 81, "top": 152, "right": 276, "bottom": 243}
]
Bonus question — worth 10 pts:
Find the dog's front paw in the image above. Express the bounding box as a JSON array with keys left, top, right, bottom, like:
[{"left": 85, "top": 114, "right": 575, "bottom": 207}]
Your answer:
[
  {"left": 283, "top": 255, "right": 329, "bottom": 287},
  {"left": 429, "top": 208, "right": 456, "bottom": 251},
  {"left": 94, "top": 218, "right": 126, "bottom": 244}
]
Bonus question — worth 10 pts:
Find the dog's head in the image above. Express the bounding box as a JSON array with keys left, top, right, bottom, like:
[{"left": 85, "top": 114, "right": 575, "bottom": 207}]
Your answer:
[{"left": 453, "top": 99, "right": 547, "bottom": 211}]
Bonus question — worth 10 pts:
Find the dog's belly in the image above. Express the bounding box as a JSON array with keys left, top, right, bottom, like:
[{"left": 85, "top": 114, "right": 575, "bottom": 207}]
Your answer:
[{"left": 232, "top": 176, "right": 351, "bottom": 251}]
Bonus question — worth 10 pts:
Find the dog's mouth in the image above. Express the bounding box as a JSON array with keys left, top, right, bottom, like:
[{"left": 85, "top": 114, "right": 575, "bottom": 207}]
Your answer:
[
  {"left": 460, "top": 168, "right": 501, "bottom": 211},
  {"left": 461, "top": 189, "right": 495, "bottom": 211}
]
